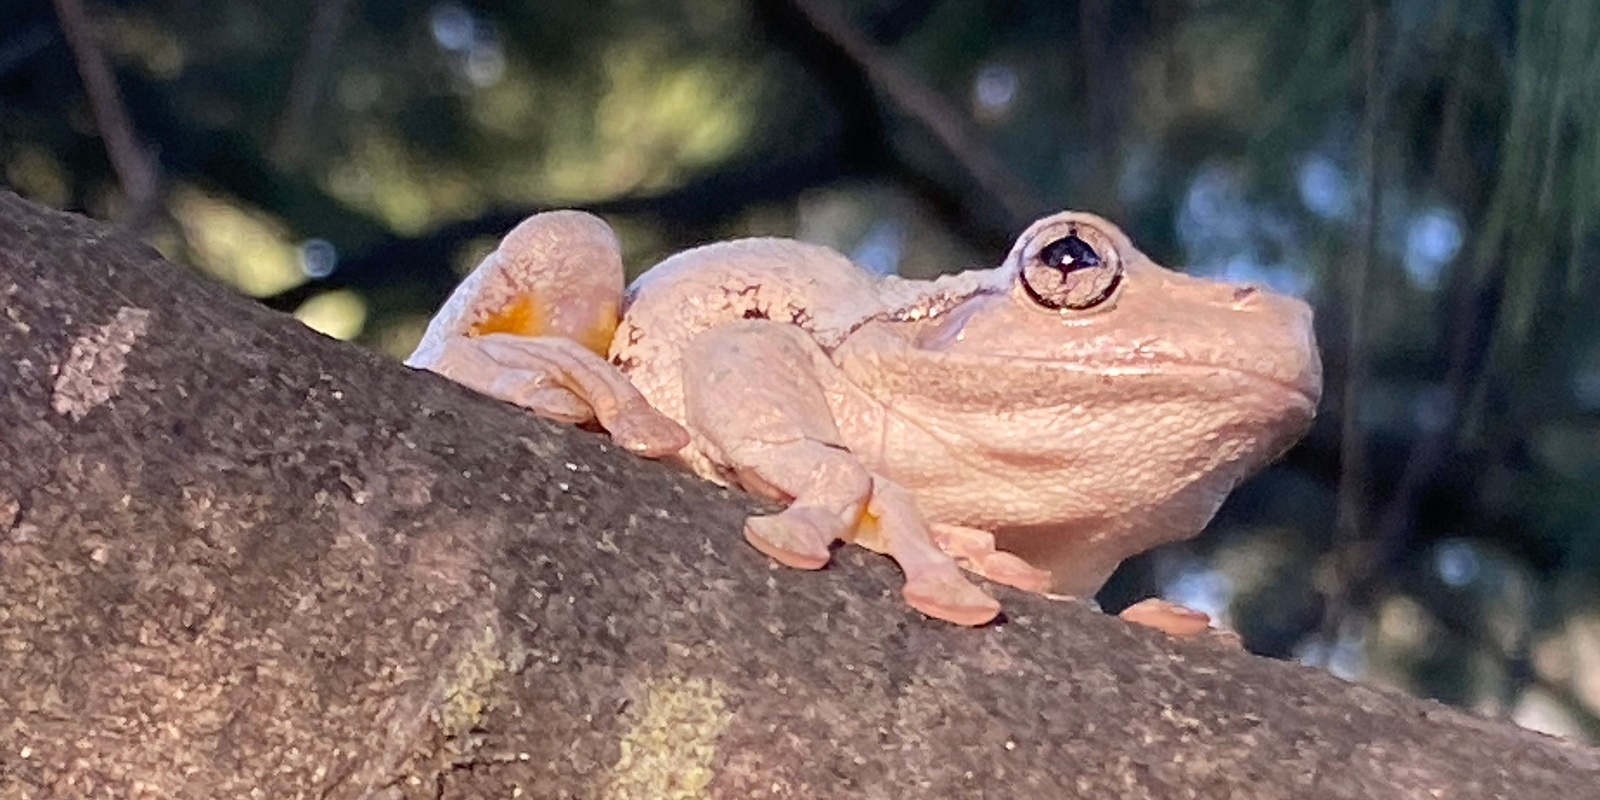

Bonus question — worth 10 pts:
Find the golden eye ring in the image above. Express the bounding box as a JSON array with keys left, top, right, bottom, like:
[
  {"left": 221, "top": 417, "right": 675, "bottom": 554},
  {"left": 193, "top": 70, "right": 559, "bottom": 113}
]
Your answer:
[{"left": 1018, "top": 225, "right": 1123, "bottom": 311}]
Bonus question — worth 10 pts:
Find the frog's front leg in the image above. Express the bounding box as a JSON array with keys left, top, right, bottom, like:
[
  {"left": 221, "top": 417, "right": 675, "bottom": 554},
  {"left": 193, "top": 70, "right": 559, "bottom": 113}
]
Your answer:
[
  {"left": 683, "top": 321, "right": 1000, "bottom": 626},
  {"left": 929, "top": 523, "right": 1053, "bottom": 593},
  {"left": 406, "top": 211, "right": 688, "bottom": 457}
]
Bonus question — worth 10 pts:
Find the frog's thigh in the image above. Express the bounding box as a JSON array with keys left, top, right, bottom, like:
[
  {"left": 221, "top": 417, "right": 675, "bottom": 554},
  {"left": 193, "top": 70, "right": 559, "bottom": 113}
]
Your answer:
[
  {"left": 681, "top": 321, "right": 869, "bottom": 570},
  {"left": 408, "top": 211, "right": 687, "bottom": 457}
]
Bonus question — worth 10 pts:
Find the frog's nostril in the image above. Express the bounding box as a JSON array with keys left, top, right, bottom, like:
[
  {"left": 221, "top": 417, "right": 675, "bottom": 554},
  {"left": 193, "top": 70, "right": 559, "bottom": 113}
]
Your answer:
[{"left": 1231, "top": 285, "right": 1259, "bottom": 303}]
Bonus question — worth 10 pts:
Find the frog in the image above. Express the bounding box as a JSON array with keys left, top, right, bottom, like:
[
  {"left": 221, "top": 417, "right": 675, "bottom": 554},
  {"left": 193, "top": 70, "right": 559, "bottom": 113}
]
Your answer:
[{"left": 406, "top": 209, "right": 1321, "bottom": 630}]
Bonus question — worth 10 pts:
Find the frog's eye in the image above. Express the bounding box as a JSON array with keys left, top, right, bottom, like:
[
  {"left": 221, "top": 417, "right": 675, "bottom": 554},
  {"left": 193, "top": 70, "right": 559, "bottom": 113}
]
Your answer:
[{"left": 1018, "top": 227, "right": 1122, "bottom": 311}]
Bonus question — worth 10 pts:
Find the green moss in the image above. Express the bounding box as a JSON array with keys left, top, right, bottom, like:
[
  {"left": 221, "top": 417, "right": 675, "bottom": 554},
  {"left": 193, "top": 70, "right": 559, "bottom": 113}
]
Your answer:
[
  {"left": 603, "top": 675, "right": 731, "bottom": 800},
  {"left": 437, "top": 624, "right": 506, "bottom": 740}
]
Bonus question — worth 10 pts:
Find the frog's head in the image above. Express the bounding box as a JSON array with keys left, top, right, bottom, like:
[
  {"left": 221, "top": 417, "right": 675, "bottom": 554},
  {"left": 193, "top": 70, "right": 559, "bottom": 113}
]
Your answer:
[
  {"left": 843, "top": 211, "right": 1322, "bottom": 593},
  {"left": 959, "top": 210, "right": 1320, "bottom": 410}
]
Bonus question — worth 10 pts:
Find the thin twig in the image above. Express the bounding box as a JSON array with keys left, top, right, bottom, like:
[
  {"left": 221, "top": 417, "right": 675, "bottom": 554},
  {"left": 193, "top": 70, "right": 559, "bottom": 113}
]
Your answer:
[
  {"left": 270, "top": 0, "right": 355, "bottom": 169},
  {"left": 781, "top": 0, "right": 1048, "bottom": 227},
  {"left": 49, "top": 0, "right": 161, "bottom": 228},
  {"left": 1317, "top": 0, "right": 1384, "bottom": 655}
]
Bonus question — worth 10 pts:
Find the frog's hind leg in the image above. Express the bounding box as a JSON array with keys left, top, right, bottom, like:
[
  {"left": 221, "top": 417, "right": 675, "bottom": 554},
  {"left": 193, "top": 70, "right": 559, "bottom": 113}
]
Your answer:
[
  {"left": 407, "top": 211, "right": 687, "bottom": 456},
  {"left": 683, "top": 320, "right": 999, "bottom": 626},
  {"left": 430, "top": 333, "right": 687, "bottom": 457}
]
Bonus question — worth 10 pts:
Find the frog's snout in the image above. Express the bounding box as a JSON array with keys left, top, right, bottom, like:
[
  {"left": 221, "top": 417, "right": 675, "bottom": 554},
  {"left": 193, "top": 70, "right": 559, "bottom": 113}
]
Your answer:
[
  {"left": 1218, "top": 281, "right": 1323, "bottom": 406},
  {"left": 1265, "top": 291, "right": 1323, "bottom": 407}
]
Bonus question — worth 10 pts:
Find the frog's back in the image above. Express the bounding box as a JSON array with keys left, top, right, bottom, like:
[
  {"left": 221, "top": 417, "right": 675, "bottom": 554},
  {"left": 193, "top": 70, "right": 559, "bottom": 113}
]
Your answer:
[
  {"left": 621, "top": 238, "right": 883, "bottom": 345},
  {"left": 608, "top": 238, "right": 883, "bottom": 472}
]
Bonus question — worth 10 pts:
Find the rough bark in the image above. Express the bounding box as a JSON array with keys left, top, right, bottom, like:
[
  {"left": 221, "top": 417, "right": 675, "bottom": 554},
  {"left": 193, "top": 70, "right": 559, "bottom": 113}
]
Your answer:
[{"left": 0, "top": 190, "right": 1593, "bottom": 799}]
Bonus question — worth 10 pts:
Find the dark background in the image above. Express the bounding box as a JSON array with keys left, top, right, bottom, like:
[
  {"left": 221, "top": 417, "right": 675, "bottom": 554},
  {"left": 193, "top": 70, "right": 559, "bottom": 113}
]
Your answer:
[{"left": 4, "top": 0, "right": 1598, "bottom": 743}]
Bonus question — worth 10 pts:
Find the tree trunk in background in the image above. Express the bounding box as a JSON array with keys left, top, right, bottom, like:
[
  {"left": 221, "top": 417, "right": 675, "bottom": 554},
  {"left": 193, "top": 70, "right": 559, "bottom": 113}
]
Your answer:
[{"left": 0, "top": 191, "right": 1592, "bottom": 798}]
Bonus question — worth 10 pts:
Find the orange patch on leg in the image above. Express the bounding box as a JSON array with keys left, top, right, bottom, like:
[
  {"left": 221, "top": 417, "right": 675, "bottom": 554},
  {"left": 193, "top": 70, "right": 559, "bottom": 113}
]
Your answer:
[
  {"left": 469, "top": 295, "right": 619, "bottom": 357},
  {"left": 470, "top": 295, "right": 546, "bottom": 338},
  {"left": 846, "top": 509, "right": 891, "bottom": 554},
  {"left": 572, "top": 300, "right": 619, "bottom": 357}
]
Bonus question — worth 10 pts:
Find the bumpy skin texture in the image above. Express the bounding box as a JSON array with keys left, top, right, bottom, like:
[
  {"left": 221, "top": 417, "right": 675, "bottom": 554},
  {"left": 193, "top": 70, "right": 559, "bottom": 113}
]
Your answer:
[{"left": 408, "top": 210, "right": 1322, "bottom": 628}]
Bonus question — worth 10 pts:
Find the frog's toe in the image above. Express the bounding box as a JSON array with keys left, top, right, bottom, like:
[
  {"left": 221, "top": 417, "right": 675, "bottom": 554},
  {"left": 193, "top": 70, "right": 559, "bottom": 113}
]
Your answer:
[
  {"left": 498, "top": 385, "right": 593, "bottom": 423},
  {"left": 967, "top": 552, "right": 1052, "bottom": 593},
  {"left": 902, "top": 574, "right": 1000, "bottom": 627},
  {"left": 1118, "top": 598, "right": 1214, "bottom": 638},
  {"left": 947, "top": 550, "right": 1049, "bottom": 595},
  {"left": 607, "top": 411, "right": 690, "bottom": 458},
  {"left": 745, "top": 508, "right": 837, "bottom": 570},
  {"left": 927, "top": 523, "right": 1052, "bottom": 593}
]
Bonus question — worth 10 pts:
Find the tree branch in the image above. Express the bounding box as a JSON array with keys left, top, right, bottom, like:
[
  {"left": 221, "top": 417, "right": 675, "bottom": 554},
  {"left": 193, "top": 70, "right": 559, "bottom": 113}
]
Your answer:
[
  {"left": 269, "top": 0, "right": 355, "bottom": 169},
  {"left": 1318, "top": 0, "right": 1384, "bottom": 654},
  {"left": 48, "top": 0, "right": 161, "bottom": 228},
  {"left": 0, "top": 191, "right": 1593, "bottom": 797},
  {"left": 764, "top": 0, "right": 1048, "bottom": 232}
]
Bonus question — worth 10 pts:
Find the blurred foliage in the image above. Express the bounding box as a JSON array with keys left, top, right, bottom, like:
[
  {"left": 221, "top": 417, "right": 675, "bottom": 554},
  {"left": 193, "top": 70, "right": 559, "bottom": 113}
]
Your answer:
[{"left": 4, "top": 0, "right": 1600, "bottom": 743}]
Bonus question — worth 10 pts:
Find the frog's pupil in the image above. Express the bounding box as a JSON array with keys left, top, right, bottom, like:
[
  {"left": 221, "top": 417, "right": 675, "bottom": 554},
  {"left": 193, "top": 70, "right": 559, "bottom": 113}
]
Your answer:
[{"left": 1041, "top": 234, "right": 1101, "bottom": 270}]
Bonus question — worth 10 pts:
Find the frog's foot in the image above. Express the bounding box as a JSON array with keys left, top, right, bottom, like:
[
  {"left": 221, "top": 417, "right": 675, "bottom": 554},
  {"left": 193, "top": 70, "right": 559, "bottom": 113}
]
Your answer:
[
  {"left": 745, "top": 506, "right": 843, "bottom": 570},
  {"left": 729, "top": 438, "right": 874, "bottom": 570},
  {"left": 931, "top": 523, "right": 1052, "bottom": 593},
  {"left": 863, "top": 481, "right": 999, "bottom": 627},
  {"left": 420, "top": 333, "right": 688, "bottom": 457},
  {"left": 733, "top": 445, "right": 996, "bottom": 624},
  {"left": 902, "top": 573, "right": 1002, "bottom": 628},
  {"left": 1118, "top": 598, "right": 1237, "bottom": 643}
]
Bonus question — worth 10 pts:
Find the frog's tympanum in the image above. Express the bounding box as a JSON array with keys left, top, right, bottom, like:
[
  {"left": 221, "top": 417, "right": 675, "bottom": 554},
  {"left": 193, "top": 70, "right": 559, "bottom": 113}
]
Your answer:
[{"left": 409, "top": 210, "right": 1321, "bottom": 630}]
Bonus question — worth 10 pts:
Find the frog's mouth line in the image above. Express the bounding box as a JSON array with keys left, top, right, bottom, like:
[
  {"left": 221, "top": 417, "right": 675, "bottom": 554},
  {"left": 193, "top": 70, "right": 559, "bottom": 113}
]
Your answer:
[
  {"left": 1095, "top": 362, "right": 1316, "bottom": 400},
  {"left": 867, "top": 345, "right": 1321, "bottom": 415},
  {"left": 993, "top": 356, "right": 1322, "bottom": 413}
]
